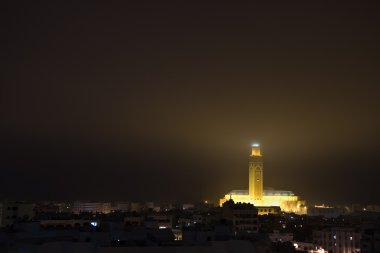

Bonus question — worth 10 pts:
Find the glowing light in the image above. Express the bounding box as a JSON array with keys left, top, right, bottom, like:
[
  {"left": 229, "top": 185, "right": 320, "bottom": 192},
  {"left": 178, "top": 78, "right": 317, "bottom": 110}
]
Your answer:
[
  {"left": 159, "top": 226, "right": 167, "bottom": 229},
  {"left": 315, "top": 204, "right": 332, "bottom": 208},
  {"left": 251, "top": 145, "right": 262, "bottom": 156},
  {"left": 90, "top": 221, "right": 98, "bottom": 227}
]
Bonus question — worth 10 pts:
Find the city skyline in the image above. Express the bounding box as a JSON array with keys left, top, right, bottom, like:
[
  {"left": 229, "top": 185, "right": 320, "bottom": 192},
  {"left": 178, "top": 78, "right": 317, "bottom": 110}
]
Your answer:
[{"left": 1, "top": 1, "right": 380, "bottom": 205}]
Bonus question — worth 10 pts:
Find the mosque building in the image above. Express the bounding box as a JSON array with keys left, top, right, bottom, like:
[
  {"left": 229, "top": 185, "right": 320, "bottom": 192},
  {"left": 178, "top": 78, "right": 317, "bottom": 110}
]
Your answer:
[{"left": 219, "top": 144, "right": 307, "bottom": 214}]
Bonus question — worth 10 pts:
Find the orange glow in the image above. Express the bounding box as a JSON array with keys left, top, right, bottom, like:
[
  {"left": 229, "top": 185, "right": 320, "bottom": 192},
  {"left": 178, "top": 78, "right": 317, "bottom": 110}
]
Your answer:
[{"left": 251, "top": 147, "right": 261, "bottom": 156}]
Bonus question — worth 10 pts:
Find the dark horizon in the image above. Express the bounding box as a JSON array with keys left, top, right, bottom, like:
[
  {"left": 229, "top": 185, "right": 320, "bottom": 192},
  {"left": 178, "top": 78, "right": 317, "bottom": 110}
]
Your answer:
[{"left": 1, "top": 1, "right": 380, "bottom": 206}]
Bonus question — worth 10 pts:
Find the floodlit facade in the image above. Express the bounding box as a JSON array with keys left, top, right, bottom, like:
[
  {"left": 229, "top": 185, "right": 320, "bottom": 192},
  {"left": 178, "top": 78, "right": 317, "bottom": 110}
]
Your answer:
[{"left": 219, "top": 145, "right": 306, "bottom": 214}]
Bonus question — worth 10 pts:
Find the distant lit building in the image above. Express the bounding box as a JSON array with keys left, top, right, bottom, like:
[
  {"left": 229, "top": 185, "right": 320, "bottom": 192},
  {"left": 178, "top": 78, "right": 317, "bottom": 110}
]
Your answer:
[
  {"left": 361, "top": 229, "right": 380, "bottom": 253},
  {"left": 129, "top": 202, "right": 160, "bottom": 212},
  {"left": 55, "top": 202, "right": 72, "bottom": 212},
  {"left": 0, "top": 201, "right": 35, "bottom": 228},
  {"left": 313, "top": 227, "right": 360, "bottom": 253},
  {"left": 111, "top": 201, "right": 130, "bottom": 212},
  {"left": 293, "top": 241, "right": 319, "bottom": 252},
  {"left": 182, "top": 204, "right": 194, "bottom": 210},
  {"left": 147, "top": 212, "right": 176, "bottom": 229},
  {"left": 72, "top": 201, "right": 111, "bottom": 214},
  {"left": 220, "top": 145, "right": 306, "bottom": 214},
  {"left": 365, "top": 205, "right": 380, "bottom": 213},
  {"left": 124, "top": 213, "right": 144, "bottom": 226},
  {"left": 39, "top": 219, "right": 96, "bottom": 228},
  {"left": 308, "top": 205, "right": 348, "bottom": 218},
  {"left": 268, "top": 230, "right": 293, "bottom": 242},
  {"left": 222, "top": 200, "right": 259, "bottom": 233},
  {"left": 257, "top": 206, "right": 281, "bottom": 215}
]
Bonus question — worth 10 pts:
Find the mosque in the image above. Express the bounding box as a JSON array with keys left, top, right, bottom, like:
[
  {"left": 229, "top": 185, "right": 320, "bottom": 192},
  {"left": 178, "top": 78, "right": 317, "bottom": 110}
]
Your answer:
[{"left": 219, "top": 144, "right": 307, "bottom": 214}]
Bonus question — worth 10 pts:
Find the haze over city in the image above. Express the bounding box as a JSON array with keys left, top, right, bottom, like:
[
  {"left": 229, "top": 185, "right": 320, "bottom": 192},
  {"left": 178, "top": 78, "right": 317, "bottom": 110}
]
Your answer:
[{"left": 2, "top": 1, "right": 380, "bottom": 205}]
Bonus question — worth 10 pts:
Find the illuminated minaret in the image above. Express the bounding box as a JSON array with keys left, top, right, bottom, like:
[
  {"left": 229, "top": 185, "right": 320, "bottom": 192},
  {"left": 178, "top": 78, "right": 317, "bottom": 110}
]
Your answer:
[{"left": 249, "top": 144, "right": 263, "bottom": 201}]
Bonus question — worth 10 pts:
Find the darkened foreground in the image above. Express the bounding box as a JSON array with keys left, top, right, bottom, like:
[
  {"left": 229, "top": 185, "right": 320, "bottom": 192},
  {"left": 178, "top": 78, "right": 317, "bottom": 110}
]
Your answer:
[{"left": 1, "top": 200, "right": 380, "bottom": 252}]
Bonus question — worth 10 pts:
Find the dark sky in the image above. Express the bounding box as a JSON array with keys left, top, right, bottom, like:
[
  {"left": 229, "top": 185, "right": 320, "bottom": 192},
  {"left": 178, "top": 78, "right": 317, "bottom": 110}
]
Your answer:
[{"left": 1, "top": 1, "right": 380, "bottom": 205}]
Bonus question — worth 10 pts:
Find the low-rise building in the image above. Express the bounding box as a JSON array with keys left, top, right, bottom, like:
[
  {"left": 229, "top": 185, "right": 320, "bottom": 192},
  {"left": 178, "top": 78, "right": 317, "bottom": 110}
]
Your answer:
[
  {"left": 308, "top": 205, "right": 348, "bottom": 218},
  {"left": 0, "top": 201, "right": 35, "bottom": 228},
  {"left": 268, "top": 230, "right": 293, "bottom": 242},
  {"left": 360, "top": 229, "right": 380, "bottom": 253},
  {"left": 147, "top": 212, "right": 176, "bottom": 229},
  {"left": 313, "top": 227, "right": 360, "bottom": 253},
  {"left": 257, "top": 206, "right": 281, "bottom": 215},
  {"left": 222, "top": 200, "right": 259, "bottom": 233},
  {"left": 111, "top": 202, "right": 130, "bottom": 212},
  {"left": 293, "top": 241, "right": 323, "bottom": 252},
  {"left": 124, "top": 213, "right": 144, "bottom": 226},
  {"left": 72, "top": 202, "right": 111, "bottom": 214}
]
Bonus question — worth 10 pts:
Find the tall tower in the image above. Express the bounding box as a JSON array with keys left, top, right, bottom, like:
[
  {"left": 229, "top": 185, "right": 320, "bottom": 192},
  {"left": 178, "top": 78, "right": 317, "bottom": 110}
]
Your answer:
[{"left": 249, "top": 144, "right": 263, "bottom": 201}]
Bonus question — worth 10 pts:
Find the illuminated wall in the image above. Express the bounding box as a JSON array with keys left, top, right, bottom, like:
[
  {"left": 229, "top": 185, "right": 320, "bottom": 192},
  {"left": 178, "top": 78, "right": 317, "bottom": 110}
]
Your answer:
[{"left": 220, "top": 192, "right": 306, "bottom": 214}]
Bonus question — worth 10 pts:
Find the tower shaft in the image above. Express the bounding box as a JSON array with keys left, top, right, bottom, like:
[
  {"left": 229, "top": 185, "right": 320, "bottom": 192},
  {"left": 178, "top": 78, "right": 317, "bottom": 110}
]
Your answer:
[{"left": 249, "top": 145, "right": 263, "bottom": 200}]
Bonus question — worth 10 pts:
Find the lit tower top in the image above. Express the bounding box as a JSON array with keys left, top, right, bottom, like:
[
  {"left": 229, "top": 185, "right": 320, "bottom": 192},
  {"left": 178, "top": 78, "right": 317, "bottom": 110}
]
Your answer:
[
  {"left": 251, "top": 143, "right": 261, "bottom": 156},
  {"left": 249, "top": 143, "right": 263, "bottom": 201}
]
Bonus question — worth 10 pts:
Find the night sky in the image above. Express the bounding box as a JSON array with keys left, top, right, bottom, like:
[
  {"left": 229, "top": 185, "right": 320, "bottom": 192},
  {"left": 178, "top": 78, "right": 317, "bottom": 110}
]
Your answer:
[{"left": 1, "top": 1, "right": 380, "bottom": 205}]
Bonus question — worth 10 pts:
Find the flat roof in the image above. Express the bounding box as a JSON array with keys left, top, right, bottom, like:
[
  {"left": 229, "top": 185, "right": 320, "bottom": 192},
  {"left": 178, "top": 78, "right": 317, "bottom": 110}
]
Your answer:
[{"left": 227, "top": 189, "right": 295, "bottom": 196}]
